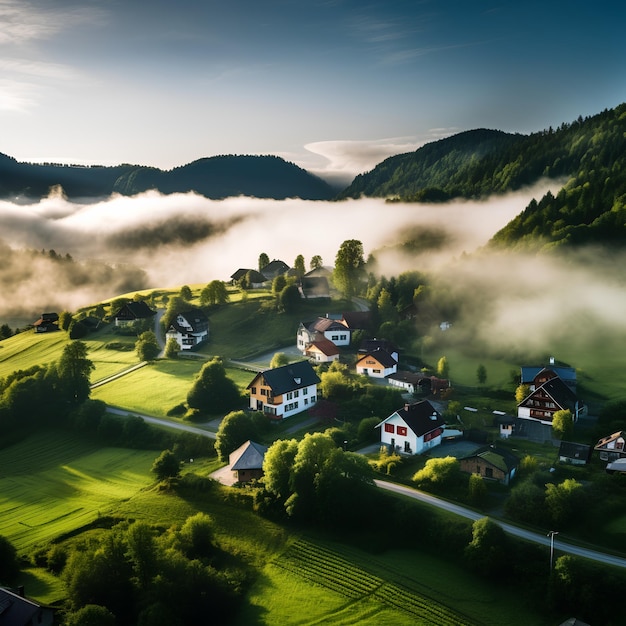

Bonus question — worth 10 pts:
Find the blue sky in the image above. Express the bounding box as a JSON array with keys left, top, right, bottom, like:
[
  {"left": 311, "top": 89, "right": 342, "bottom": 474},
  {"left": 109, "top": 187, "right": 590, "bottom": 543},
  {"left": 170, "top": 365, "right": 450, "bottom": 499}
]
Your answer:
[{"left": 1, "top": 0, "right": 624, "bottom": 182}]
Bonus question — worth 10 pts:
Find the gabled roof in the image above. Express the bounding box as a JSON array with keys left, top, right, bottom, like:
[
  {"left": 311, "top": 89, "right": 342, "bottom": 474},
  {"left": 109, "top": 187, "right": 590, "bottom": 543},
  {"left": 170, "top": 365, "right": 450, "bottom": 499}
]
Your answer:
[
  {"left": 229, "top": 440, "right": 268, "bottom": 471},
  {"left": 309, "top": 317, "right": 348, "bottom": 333},
  {"left": 519, "top": 377, "right": 580, "bottom": 411},
  {"left": 247, "top": 360, "right": 320, "bottom": 394},
  {"left": 168, "top": 309, "right": 208, "bottom": 333},
  {"left": 261, "top": 259, "right": 290, "bottom": 279},
  {"left": 113, "top": 301, "right": 156, "bottom": 320},
  {"left": 230, "top": 268, "right": 267, "bottom": 283},
  {"left": 304, "top": 265, "right": 333, "bottom": 278},
  {"left": 359, "top": 338, "right": 398, "bottom": 355},
  {"left": 594, "top": 431, "right": 626, "bottom": 450},
  {"left": 379, "top": 400, "right": 445, "bottom": 437},
  {"left": 521, "top": 366, "right": 577, "bottom": 384},
  {"left": 461, "top": 446, "right": 520, "bottom": 473},
  {"left": 0, "top": 587, "right": 49, "bottom": 626},
  {"left": 300, "top": 276, "right": 330, "bottom": 297},
  {"left": 306, "top": 338, "right": 340, "bottom": 356},
  {"left": 356, "top": 347, "right": 397, "bottom": 368},
  {"left": 340, "top": 311, "right": 371, "bottom": 329}
]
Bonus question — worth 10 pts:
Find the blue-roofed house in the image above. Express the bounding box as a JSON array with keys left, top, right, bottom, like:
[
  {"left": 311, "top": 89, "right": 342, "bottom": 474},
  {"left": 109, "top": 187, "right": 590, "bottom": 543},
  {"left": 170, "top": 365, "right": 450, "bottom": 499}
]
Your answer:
[{"left": 520, "top": 365, "right": 577, "bottom": 392}]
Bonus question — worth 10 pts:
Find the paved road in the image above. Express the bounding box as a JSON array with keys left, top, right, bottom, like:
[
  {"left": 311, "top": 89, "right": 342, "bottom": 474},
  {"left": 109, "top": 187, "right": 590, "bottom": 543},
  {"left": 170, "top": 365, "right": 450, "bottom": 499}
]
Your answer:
[{"left": 375, "top": 479, "right": 626, "bottom": 569}]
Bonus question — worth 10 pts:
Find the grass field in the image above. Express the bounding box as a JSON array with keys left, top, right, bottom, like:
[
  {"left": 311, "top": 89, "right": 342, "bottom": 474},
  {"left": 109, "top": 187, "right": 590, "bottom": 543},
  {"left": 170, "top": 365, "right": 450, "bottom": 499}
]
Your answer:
[{"left": 0, "top": 430, "right": 156, "bottom": 552}]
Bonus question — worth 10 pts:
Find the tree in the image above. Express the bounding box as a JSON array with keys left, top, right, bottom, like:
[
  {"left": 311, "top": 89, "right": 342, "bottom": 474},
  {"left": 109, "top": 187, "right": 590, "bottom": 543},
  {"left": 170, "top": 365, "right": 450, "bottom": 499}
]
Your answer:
[
  {"left": 436, "top": 356, "right": 450, "bottom": 379},
  {"left": 412, "top": 456, "right": 459, "bottom": 489},
  {"left": 476, "top": 364, "right": 487, "bottom": 385},
  {"left": 468, "top": 472, "right": 487, "bottom": 506},
  {"left": 0, "top": 323, "right": 12, "bottom": 340},
  {"left": 178, "top": 513, "right": 214, "bottom": 560},
  {"left": 464, "top": 517, "right": 509, "bottom": 579},
  {"left": 258, "top": 252, "right": 270, "bottom": 272},
  {"left": 179, "top": 285, "right": 192, "bottom": 301},
  {"left": 377, "top": 288, "right": 396, "bottom": 324},
  {"left": 310, "top": 255, "right": 323, "bottom": 270},
  {"left": 271, "top": 274, "right": 287, "bottom": 296},
  {"left": 0, "top": 534, "right": 19, "bottom": 582},
  {"left": 63, "top": 605, "right": 116, "bottom": 626},
  {"left": 545, "top": 478, "right": 585, "bottom": 528},
  {"left": 263, "top": 438, "right": 299, "bottom": 501},
  {"left": 200, "top": 280, "right": 229, "bottom": 306},
  {"left": 215, "top": 410, "right": 259, "bottom": 462},
  {"left": 164, "top": 337, "right": 180, "bottom": 358},
  {"left": 293, "top": 254, "right": 306, "bottom": 278},
  {"left": 151, "top": 449, "right": 181, "bottom": 480},
  {"left": 552, "top": 409, "right": 573, "bottom": 440},
  {"left": 135, "top": 331, "right": 160, "bottom": 362},
  {"left": 56, "top": 341, "right": 94, "bottom": 405},
  {"left": 515, "top": 384, "right": 530, "bottom": 403},
  {"left": 333, "top": 239, "right": 365, "bottom": 298},
  {"left": 269, "top": 352, "right": 290, "bottom": 369},
  {"left": 186, "top": 357, "right": 241, "bottom": 414},
  {"left": 505, "top": 480, "right": 546, "bottom": 524},
  {"left": 278, "top": 284, "right": 301, "bottom": 313}
]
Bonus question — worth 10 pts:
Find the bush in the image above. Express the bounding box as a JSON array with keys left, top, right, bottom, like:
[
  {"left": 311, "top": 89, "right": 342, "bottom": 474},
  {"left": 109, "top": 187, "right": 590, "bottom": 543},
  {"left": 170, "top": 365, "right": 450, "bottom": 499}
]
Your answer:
[{"left": 166, "top": 403, "right": 187, "bottom": 417}]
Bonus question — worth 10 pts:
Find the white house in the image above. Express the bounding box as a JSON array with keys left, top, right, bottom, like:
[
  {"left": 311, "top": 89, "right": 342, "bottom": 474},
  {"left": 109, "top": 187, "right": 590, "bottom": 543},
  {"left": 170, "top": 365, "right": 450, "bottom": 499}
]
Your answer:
[
  {"left": 166, "top": 309, "right": 209, "bottom": 351},
  {"left": 355, "top": 348, "right": 397, "bottom": 379},
  {"left": 304, "top": 338, "right": 340, "bottom": 363},
  {"left": 247, "top": 360, "right": 320, "bottom": 420},
  {"left": 296, "top": 316, "right": 351, "bottom": 353},
  {"left": 377, "top": 400, "right": 446, "bottom": 455}
]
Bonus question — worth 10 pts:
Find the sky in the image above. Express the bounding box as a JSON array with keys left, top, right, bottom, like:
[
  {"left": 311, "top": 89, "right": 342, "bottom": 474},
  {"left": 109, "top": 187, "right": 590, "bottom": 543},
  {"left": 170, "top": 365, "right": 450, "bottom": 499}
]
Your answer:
[{"left": 1, "top": 0, "right": 625, "bottom": 184}]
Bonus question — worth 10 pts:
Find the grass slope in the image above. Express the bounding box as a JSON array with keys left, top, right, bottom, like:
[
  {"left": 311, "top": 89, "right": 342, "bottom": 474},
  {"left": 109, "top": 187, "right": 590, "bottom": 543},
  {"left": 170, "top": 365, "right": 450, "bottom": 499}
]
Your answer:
[{"left": 0, "top": 430, "right": 155, "bottom": 551}]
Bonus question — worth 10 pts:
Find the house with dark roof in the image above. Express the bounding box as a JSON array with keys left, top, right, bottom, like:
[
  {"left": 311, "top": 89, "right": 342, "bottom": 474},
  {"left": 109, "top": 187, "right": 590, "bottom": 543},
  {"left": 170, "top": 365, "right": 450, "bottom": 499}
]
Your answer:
[
  {"left": 377, "top": 400, "right": 445, "bottom": 455},
  {"left": 247, "top": 360, "right": 320, "bottom": 419},
  {"left": 298, "top": 276, "right": 330, "bottom": 299},
  {"left": 355, "top": 347, "right": 398, "bottom": 379},
  {"left": 358, "top": 338, "right": 398, "bottom": 362},
  {"left": 558, "top": 441, "right": 592, "bottom": 465},
  {"left": 459, "top": 446, "right": 520, "bottom": 485},
  {"left": 517, "top": 376, "right": 586, "bottom": 425},
  {"left": 521, "top": 365, "right": 577, "bottom": 392},
  {"left": 0, "top": 587, "right": 54, "bottom": 626},
  {"left": 229, "top": 440, "right": 268, "bottom": 483},
  {"left": 166, "top": 309, "right": 209, "bottom": 350},
  {"left": 32, "top": 312, "right": 59, "bottom": 333},
  {"left": 260, "top": 259, "right": 290, "bottom": 280},
  {"left": 230, "top": 268, "right": 268, "bottom": 288},
  {"left": 594, "top": 431, "right": 626, "bottom": 462},
  {"left": 112, "top": 301, "right": 157, "bottom": 327},
  {"left": 296, "top": 316, "right": 351, "bottom": 353}
]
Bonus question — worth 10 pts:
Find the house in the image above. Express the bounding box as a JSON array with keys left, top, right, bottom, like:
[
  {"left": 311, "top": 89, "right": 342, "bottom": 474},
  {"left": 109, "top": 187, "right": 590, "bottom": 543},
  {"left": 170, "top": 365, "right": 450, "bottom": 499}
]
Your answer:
[
  {"left": 304, "top": 265, "right": 333, "bottom": 279},
  {"left": 558, "top": 441, "right": 592, "bottom": 465},
  {"left": 229, "top": 440, "right": 268, "bottom": 483},
  {"left": 247, "top": 360, "right": 320, "bottom": 419},
  {"left": 594, "top": 431, "right": 626, "bottom": 462},
  {"left": 387, "top": 371, "right": 432, "bottom": 395},
  {"left": 260, "top": 259, "right": 290, "bottom": 281},
  {"left": 493, "top": 414, "right": 515, "bottom": 439},
  {"left": 112, "top": 301, "right": 156, "bottom": 327},
  {"left": 521, "top": 365, "right": 577, "bottom": 392},
  {"left": 296, "top": 317, "right": 351, "bottom": 353},
  {"left": 32, "top": 312, "right": 59, "bottom": 333},
  {"left": 517, "top": 376, "right": 586, "bottom": 425},
  {"left": 0, "top": 587, "right": 54, "bottom": 626},
  {"left": 459, "top": 446, "right": 520, "bottom": 485},
  {"left": 377, "top": 400, "right": 446, "bottom": 455},
  {"left": 339, "top": 311, "right": 371, "bottom": 331},
  {"left": 358, "top": 338, "right": 398, "bottom": 362},
  {"left": 166, "top": 309, "right": 209, "bottom": 350},
  {"left": 355, "top": 348, "right": 398, "bottom": 379},
  {"left": 605, "top": 458, "right": 626, "bottom": 474},
  {"left": 298, "top": 276, "right": 330, "bottom": 299},
  {"left": 304, "top": 338, "right": 340, "bottom": 363},
  {"left": 230, "top": 268, "right": 267, "bottom": 288}
]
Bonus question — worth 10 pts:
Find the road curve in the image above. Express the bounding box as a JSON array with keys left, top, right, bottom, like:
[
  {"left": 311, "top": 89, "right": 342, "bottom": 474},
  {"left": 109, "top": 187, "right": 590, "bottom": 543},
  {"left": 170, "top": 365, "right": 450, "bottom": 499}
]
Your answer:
[{"left": 375, "top": 479, "right": 626, "bottom": 569}]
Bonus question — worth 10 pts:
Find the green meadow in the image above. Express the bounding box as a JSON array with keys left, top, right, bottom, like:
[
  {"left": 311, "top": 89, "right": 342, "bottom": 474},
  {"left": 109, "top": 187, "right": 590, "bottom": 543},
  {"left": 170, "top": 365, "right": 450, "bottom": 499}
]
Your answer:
[{"left": 0, "top": 429, "right": 155, "bottom": 552}]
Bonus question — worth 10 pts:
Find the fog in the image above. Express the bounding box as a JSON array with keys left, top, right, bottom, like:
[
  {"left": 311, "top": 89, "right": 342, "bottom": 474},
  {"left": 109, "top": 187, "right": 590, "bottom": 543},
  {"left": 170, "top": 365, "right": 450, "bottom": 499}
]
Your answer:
[{"left": 1, "top": 181, "right": 625, "bottom": 359}]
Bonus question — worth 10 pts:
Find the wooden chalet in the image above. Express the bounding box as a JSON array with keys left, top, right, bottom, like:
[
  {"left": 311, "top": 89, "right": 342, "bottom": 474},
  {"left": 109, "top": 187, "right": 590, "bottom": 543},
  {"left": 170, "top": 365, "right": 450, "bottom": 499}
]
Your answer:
[
  {"left": 521, "top": 365, "right": 577, "bottom": 392},
  {"left": 459, "top": 446, "right": 520, "bottom": 485},
  {"left": 112, "top": 301, "right": 156, "bottom": 327},
  {"left": 594, "top": 431, "right": 626, "bottom": 462},
  {"left": 517, "top": 376, "right": 586, "bottom": 425},
  {"left": 32, "top": 312, "right": 59, "bottom": 333}
]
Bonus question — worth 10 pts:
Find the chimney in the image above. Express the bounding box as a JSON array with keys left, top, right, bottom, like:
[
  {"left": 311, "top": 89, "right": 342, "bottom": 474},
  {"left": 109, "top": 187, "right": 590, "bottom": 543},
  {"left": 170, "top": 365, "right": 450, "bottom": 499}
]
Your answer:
[{"left": 17, "top": 585, "right": 25, "bottom": 597}]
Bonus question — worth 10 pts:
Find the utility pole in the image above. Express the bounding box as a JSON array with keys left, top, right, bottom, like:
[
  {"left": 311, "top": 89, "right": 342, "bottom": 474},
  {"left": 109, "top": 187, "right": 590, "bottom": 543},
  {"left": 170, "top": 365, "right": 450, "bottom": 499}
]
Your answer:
[{"left": 548, "top": 530, "right": 559, "bottom": 571}]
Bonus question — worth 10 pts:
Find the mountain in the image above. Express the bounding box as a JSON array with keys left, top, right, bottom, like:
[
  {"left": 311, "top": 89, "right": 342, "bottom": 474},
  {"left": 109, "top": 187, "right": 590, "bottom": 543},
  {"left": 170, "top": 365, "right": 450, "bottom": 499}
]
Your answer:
[
  {"left": 0, "top": 153, "right": 335, "bottom": 201},
  {"left": 338, "top": 103, "right": 626, "bottom": 251}
]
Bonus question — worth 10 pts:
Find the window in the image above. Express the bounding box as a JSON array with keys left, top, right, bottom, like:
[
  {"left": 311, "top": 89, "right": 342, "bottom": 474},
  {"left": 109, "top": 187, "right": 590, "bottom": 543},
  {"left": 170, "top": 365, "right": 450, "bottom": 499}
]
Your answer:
[
  {"left": 251, "top": 387, "right": 257, "bottom": 394},
  {"left": 311, "top": 395, "right": 316, "bottom": 403},
  {"left": 397, "top": 426, "right": 407, "bottom": 436},
  {"left": 294, "top": 390, "right": 299, "bottom": 397},
  {"left": 303, "top": 387, "right": 308, "bottom": 395},
  {"left": 286, "top": 391, "right": 293, "bottom": 400},
  {"left": 304, "top": 398, "right": 308, "bottom": 405},
  {"left": 384, "top": 423, "right": 395, "bottom": 433},
  {"left": 373, "top": 369, "right": 381, "bottom": 374},
  {"left": 331, "top": 335, "right": 338, "bottom": 340},
  {"left": 261, "top": 388, "right": 267, "bottom": 396}
]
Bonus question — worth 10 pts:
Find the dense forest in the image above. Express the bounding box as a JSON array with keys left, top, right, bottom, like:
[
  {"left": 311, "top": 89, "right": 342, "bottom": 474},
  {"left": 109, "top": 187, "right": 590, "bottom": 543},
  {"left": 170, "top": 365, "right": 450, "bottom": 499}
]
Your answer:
[{"left": 0, "top": 154, "right": 336, "bottom": 201}]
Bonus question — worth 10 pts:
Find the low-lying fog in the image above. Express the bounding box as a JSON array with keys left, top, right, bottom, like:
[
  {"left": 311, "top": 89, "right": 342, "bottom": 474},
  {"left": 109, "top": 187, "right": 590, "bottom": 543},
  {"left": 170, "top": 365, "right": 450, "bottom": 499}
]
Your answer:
[{"left": 1, "top": 181, "right": 625, "bottom": 359}]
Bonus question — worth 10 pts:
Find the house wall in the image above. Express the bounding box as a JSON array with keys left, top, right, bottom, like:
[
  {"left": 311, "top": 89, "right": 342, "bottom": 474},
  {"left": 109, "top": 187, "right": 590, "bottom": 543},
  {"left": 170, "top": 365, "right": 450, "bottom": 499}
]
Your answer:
[
  {"left": 379, "top": 414, "right": 443, "bottom": 455},
  {"left": 460, "top": 458, "right": 509, "bottom": 484},
  {"left": 305, "top": 347, "right": 339, "bottom": 363},
  {"left": 249, "top": 379, "right": 318, "bottom": 419},
  {"left": 388, "top": 378, "right": 416, "bottom": 393},
  {"left": 323, "top": 329, "right": 350, "bottom": 346},
  {"left": 356, "top": 357, "right": 396, "bottom": 379}
]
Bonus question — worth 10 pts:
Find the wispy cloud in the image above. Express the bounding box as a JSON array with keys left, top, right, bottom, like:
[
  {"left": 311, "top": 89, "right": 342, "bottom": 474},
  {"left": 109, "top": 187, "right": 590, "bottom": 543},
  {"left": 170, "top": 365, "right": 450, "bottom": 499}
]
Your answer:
[{"left": 0, "top": 78, "right": 38, "bottom": 111}]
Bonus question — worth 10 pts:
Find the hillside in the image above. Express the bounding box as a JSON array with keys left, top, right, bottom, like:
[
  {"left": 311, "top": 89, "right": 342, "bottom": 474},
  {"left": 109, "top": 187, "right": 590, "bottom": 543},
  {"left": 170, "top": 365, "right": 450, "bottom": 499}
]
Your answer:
[
  {"left": 338, "top": 103, "right": 626, "bottom": 251},
  {"left": 0, "top": 153, "right": 336, "bottom": 200}
]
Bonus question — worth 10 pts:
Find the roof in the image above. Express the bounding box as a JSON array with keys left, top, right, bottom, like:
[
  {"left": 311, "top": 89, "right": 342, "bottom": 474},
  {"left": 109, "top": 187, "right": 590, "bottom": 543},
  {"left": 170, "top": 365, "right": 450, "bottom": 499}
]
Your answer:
[
  {"left": 261, "top": 259, "right": 290, "bottom": 279},
  {"left": 340, "top": 311, "right": 371, "bottom": 329},
  {"left": 521, "top": 366, "right": 577, "bottom": 384},
  {"left": 229, "top": 440, "right": 268, "bottom": 471},
  {"left": 356, "top": 348, "right": 397, "bottom": 368},
  {"left": 380, "top": 400, "right": 445, "bottom": 437},
  {"left": 0, "top": 588, "right": 48, "bottom": 626},
  {"left": 594, "top": 431, "right": 626, "bottom": 450},
  {"left": 168, "top": 309, "right": 209, "bottom": 333},
  {"left": 461, "top": 446, "right": 520, "bottom": 473},
  {"left": 519, "top": 377, "right": 580, "bottom": 411},
  {"left": 558, "top": 441, "right": 591, "bottom": 461},
  {"left": 359, "top": 338, "right": 398, "bottom": 355},
  {"left": 309, "top": 317, "right": 348, "bottom": 333},
  {"left": 306, "top": 338, "right": 340, "bottom": 356},
  {"left": 247, "top": 360, "right": 320, "bottom": 394},
  {"left": 113, "top": 300, "right": 156, "bottom": 320},
  {"left": 304, "top": 265, "right": 333, "bottom": 278},
  {"left": 230, "top": 268, "right": 267, "bottom": 283},
  {"left": 300, "top": 276, "right": 330, "bottom": 297}
]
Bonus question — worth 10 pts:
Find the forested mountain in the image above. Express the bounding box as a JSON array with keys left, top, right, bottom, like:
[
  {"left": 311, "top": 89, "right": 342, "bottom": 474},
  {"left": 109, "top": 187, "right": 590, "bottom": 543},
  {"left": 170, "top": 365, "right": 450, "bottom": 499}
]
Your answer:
[
  {"left": 339, "top": 103, "right": 626, "bottom": 251},
  {"left": 0, "top": 153, "right": 335, "bottom": 201}
]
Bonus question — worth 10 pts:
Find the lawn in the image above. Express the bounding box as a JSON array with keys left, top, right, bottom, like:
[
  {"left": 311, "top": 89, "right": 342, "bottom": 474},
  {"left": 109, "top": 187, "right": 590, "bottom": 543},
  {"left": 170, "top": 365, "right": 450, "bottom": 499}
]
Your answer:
[
  {"left": 0, "top": 330, "right": 68, "bottom": 378},
  {"left": 0, "top": 430, "right": 156, "bottom": 552}
]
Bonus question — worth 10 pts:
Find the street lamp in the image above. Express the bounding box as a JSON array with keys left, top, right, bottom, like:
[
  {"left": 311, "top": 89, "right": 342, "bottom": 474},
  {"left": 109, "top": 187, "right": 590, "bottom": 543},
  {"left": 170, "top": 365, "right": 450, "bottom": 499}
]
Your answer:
[{"left": 547, "top": 530, "right": 559, "bottom": 571}]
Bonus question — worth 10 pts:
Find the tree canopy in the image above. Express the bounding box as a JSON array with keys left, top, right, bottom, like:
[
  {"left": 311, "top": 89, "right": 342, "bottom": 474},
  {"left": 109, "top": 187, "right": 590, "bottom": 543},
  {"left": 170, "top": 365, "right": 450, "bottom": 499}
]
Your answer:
[
  {"left": 186, "top": 357, "right": 241, "bottom": 414},
  {"left": 333, "top": 239, "right": 365, "bottom": 298}
]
